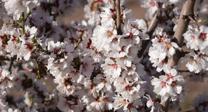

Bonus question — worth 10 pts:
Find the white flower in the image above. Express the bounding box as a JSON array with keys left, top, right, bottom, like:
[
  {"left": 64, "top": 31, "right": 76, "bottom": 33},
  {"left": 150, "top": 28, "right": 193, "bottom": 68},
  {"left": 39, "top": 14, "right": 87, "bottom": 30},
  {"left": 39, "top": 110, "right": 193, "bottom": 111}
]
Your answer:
[
  {"left": 0, "top": 69, "right": 10, "bottom": 81},
  {"left": 7, "top": 108, "right": 20, "bottom": 112},
  {"left": 184, "top": 25, "right": 208, "bottom": 53},
  {"left": 122, "top": 19, "right": 148, "bottom": 45},
  {"left": 54, "top": 75, "right": 76, "bottom": 96},
  {"left": 169, "top": 0, "right": 180, "bottom": 4},
  {"left": 149, "top": 36, "right": 179, "bottom": 72},
  {"left": 149, "top": 42, "right": 167, "bottom": 67},
  {"left": 92, "top": 25, "right": 117, "bottom": 52},
  {"left": 141, "top": 0, "right": 159, "bottom": 18},
  {"left": 125, "top": 19, "right": 148, "bottom": 33},
  {"left": 112, "top": 77, "right": 144, "bottom": 111},
  {"left": 3, "top": 0, "right": 25, "bottom": 19},
  {"left": 47, "top": 57, "right": 63, "bottom": 76},
  {"left": 47, "top": 40, "right": 64, "bottom": 51},
  {"left": 113, "top": 95, "right": 130, "bottom": 111},
  {"left": 113, "top": 95, "right": 142, "bottom": 112},
  {"left": 24, "top": 92, "right": 32, "bottom": 107},
  {"left": 186, "top": 61, "right": 202, "bottom": 73},
  {"left": 151, "top": 68, "right": 184, "bottom": 104},
  {"left": 95, "top": 80, "right": 112, "bottom": 92},
  {"left": 84, "top": 0, "right": 106, "bottom": 25},
  {"left": 2, "top": 25, "right": 37, "bottom": 61},
  {"left": 100, "top": 7, "right": 116, "bottom": 28},
  {"left": 87, "top": 95, "right": 113, "bottom": 112},
  {"left": 102, "top": 58, "right": 122, "bottom": 79},
  {"left": 18, "top": 43, "right": 33, "bottom": 61},
  {"left": 186, "top": 52, "right": 208, "bottom": 73},
  {"left": 2, "top": 0, "right": 39, "bottom": 19},
  {"left": 84, "top": 4, "right": 100, "bottom": 25},
  {"left": 114, "top": 78, "right": 141, "bottom": 96},
  {"left": 6, "top": 39, "right": 33, "bottom": 61},
  {"left": 23, "top": 26, "right": 37, "bottom": 39},
  {"left": 5, "top": 37, "right": 17, "bottom": 54}
]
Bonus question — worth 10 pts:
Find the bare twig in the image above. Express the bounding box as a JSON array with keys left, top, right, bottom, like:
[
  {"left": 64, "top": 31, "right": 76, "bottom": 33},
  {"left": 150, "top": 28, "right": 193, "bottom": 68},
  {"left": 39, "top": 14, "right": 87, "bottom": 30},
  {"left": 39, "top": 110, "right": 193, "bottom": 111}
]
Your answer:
[{"left": 115, "top": 0, "right": 122, "bottom": 34}]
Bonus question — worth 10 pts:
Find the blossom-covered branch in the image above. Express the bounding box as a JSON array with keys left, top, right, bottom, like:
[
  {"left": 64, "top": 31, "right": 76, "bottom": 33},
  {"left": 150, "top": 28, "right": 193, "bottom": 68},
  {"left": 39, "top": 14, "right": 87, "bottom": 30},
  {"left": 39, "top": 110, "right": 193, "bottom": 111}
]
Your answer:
[{"left": 0, "top": 0, "right": 208, "bottom": 112}]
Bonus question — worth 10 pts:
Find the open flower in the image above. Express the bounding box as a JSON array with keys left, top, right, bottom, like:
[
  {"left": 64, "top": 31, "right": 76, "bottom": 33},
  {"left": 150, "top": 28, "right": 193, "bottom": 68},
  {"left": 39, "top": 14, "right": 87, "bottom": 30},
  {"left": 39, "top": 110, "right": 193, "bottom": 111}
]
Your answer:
[
  {"left": 2, "top": 0, "right": 38, "bottom": 19},
  {"left": 184, "top": 25, "right": 208, "bottom": 53},
  {"left": 149, "top": 35, "right": 179, "bottom": 72},
  {"left": 87, "top": 95, "right": 113, "bottom": 112},
  {"left": 186, "top": 52, "right": 208, "bottom": 73},
  {"left": 151, "top": 68, "right": 184, "bottom": 104},
  {"left": 102, "top": 58, "right": 122, "bottom": 79},
  {"left": 113, "top": 95, "right": 142, "bottom": 112},
  {"left": 92, "top": 25, "right": 117, "bottom": 52},
  {"left": 54, "top": 75, "right": 76, "bottom": 96}
]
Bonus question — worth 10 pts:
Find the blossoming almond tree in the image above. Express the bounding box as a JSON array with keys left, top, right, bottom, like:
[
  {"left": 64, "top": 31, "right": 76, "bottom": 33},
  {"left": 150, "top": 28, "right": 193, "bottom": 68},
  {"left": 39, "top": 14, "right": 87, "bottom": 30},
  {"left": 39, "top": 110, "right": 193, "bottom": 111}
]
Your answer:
[{"left": 0, "top": 0, "right": 208, "bottom": 112}]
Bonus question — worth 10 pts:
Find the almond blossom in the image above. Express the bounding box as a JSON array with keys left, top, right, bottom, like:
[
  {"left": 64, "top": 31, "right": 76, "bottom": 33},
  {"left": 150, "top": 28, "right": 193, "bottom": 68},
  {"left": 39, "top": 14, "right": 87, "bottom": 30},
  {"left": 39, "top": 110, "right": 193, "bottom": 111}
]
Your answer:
[
  {"left": 149, "top": 34, "right": 179, "bottom": 72},
  {"left": 102, "top": 58, "right": 122, "bottom": 79},
  {"left": 185, "top": 52, "right": 208, "bottom": 73},
  {"left": 151, "top": 68, "right": 184, "bottom": 104},
  {"left": 184, "top": 25, "right": 208, "bottom": 53},
  {"left": 86, "top": 95, "right": 113, "bottom": 112},
  {"left": 92, "top": 25, "right": 117, "bottom": 52},
  {"left": 2, "top": 0, "right": 39, "bottom": 20},
  {"left": 184, "top": 25, "right": 208, "bottom": 73},
  {"left": 0, "top": 0, "right": 207, "bottom": 111}
]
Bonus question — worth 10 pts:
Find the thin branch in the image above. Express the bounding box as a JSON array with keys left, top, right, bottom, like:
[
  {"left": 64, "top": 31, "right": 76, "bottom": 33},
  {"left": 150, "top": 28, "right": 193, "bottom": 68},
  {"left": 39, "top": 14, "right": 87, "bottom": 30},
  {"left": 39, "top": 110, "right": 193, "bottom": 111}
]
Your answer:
[
  {"left": 138, "top": 8, "right": 161, "bottom": 58},
  {"left": 147, "top": 9, "right": 161, "bottom": 35},
  {"left": 8, "top": 56, "right": 16, "bottom": 73},
  {"left": 0, "top": 55, "right": 10, "bottom": 61},
  {"left": 162, "top": 98, "right": 170, "bottom": 112},
  {"left": 168, "top": 0, "right": 196, "bottom": 66},
  {"left": 174, "top": 0, "right": 196, "bottom": 46},
  {"left": 138, "top": 3, "right": 175, "bottom": 59},
  {"left": 115, "top": 0, "right": 122, "bottom": 34},
  {"left": 165, "top": 1, "right": 196, "bottom": 111}
]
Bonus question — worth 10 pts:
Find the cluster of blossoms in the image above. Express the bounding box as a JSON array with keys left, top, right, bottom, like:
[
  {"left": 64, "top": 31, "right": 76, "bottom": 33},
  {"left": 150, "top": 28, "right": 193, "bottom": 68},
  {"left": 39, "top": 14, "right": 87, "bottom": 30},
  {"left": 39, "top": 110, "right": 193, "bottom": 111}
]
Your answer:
[
  {"left": 151, "top": 67, "right": 184, "bottom": 104},
  {"left": 183, "top": 25, "right": 208, "bottom": 73},
  {"left": 149, "top": 34, "right": 179, "bottom": 72},
  {"left": 2, "top": 0, "right": 39, "bottom": 20},
  {"left": 88, "top": 0, "right": 148, "bottom": 111},
  {"left": 148, "top": 34, "right": 184, "bottom": 107},
  {"left": 0, "top": 0, "right": 208, "bottom": 112},
  {"left": 148, "top": 29, "right": 184, "bottom": 106},
  {"left": 0, "top": 25, "right": 37, "bottom": 61}
]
